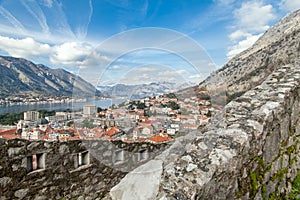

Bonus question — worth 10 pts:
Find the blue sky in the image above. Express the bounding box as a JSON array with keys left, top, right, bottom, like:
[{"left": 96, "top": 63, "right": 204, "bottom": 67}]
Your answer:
[{"left": 0, "top": 0, "right": 299, "bottom": 86}]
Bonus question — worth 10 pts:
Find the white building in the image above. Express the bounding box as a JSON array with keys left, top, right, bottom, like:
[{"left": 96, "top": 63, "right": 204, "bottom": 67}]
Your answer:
[
  {"left": 24, "top": 111, "right": 40, "bottom": 121},
  {"left": 167, "top": 128, "right": 176, "bottom": 135},
  {"left": 21, "top": 128, "right": 40, "bottom": 140},
  {"left": 83, "top": 105, "right": 97, "bottom": 118}
]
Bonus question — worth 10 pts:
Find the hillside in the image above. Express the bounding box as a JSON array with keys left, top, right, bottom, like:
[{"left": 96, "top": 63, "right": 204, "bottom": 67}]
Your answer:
[
  {"left": 178, "top": 9, "right": 300, "bottom": 102},
  {"left": 201, "top": 9, "right": 300, "bottom": 100},
  {"left": 0, "top": 56, "right": 100, "bottom": 98}
]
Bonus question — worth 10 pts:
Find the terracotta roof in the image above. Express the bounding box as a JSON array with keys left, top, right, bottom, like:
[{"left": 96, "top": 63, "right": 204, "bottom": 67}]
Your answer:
[
  {"left": 148, "top": 135, "right": 172, "bottom": 143},
  {"left": 0, "top": 128, "right": 18, "bottom": 139},
  {"left": 201, "top": 116, "right": 208, "bottom": 120},
  {"left": 105, "top": 127, "right": 119, "bottom": 136},
  {"left": 39, "top": 134, "right": 49, "bottom": 140}
]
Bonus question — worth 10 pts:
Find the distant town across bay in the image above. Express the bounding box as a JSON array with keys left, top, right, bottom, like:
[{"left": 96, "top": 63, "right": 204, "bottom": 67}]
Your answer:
[{"left": 0, "top": 99, "right": 125, "bottom": 114}]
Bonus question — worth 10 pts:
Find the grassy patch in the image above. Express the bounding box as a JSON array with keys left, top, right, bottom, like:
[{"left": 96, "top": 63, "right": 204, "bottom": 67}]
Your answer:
[
  {"left": 250, "top": 171, "right": 259, "bottom": 198},
  {"left": 289, "top": 171, "right": 300, "bottom": 200}
]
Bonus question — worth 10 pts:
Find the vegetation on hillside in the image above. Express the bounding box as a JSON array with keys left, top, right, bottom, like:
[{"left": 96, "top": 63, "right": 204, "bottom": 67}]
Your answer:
[
  {"left": 289, "top": 171, "right": 300, "bottom": 200},
  {"left": 0, "top": 112, "right": 24, "bottom": 125},
  {"left": 0, "top": 110, "right": 56, "bottom": 125}
]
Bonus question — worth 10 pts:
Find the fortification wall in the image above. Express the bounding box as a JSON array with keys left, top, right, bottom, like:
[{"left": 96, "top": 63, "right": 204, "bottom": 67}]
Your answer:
[
  {"left": 110, "top": 64, "right": 300, "bottom": 200},
  {"left": 0, "top": 138, "right": 169, "bottom": 199}
]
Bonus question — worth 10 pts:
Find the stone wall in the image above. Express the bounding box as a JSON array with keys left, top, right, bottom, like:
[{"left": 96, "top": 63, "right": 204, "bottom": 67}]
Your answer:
[
  {"left": 110, "top": 64, "right": 300, "bottom": 200},
  {"left": 0, "top": 138, "right": 169, "bottom": 199}
]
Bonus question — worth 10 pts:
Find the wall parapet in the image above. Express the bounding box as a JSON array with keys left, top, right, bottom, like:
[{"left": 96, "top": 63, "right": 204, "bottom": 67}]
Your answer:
[{"left": 0, "top": 138, "right": 169, "bottom": 199}]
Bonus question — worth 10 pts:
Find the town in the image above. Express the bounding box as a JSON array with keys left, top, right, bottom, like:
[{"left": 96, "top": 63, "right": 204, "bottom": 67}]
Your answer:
[{"left": 0, "top": 92, "right": 220, "bottom": 143}]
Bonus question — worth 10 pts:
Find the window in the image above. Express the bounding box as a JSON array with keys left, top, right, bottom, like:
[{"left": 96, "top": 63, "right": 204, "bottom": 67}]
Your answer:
[
  {"left": 138, "top": 149, "right": 148, "bottom": 162},
  {"left": 74, "top": 151, "right": 90, "bottom": 168},
  {"left": 27, "top": 153, "right": 45, "bottom": 172},
  {"left": 114, "top": 149, "right": 124, "bottom": 164}
]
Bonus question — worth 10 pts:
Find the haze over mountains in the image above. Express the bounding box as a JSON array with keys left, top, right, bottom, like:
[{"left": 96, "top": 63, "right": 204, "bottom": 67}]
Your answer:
[{"left": 97, "top": 82, "right": 193, "bottom": 99}]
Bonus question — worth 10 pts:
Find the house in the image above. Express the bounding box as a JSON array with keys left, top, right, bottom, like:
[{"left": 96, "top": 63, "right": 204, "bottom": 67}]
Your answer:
[
  {"left": 24, "top": 111, "right": 39, "bottom": 121},
  {"left": 167, "top": 128, "right": 176, "bottom": 135},
  {"left": 148, "top": 134, "right": 172, "bottom": 143},
  {"left": 21, "top": 128, "right": 40, "bottom": 140},
  {"left": 0, "top": 128, "right": 18, "bottom": 139},
  {"left": 105, "top": 126, "right": 125, "bottom": 139},
  {"left": 182, "top": 123, "right": 198, "bottom": 130},
  {"left": 170, "top": 123, "right": 180, "bottom": 131},
  {"left": 200, "top": 116, "right": 210, "bottom": 125},
  {"left": 83, "top": 104, "right": 97, "bottom": 118}
]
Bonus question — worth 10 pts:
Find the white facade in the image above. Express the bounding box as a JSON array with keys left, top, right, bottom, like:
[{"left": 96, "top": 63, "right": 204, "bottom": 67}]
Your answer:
[
  {"left": 24, "top": 111, "right": 40, "bottom": 121},
  {"left": 167, "top": 128, "right": 176, "bottom": 135},
  {"left": 83, "top": 105, "right": 97, "bottom": 117}
]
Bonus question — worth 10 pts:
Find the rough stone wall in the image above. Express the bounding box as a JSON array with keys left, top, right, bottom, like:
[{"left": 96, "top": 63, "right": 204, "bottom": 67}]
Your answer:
[
  {"left": 109, "top": 64, "right": 300, "bottom": 200},
  {"left": 0, "top": 139, "right": 169, "bottom": 199}
]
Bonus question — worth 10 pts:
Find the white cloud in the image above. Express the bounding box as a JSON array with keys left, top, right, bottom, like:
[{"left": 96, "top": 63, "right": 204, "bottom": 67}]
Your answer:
[
  {"left": 279, "top": 0, "right": 300, "bottom": 11},
  {"left": 157, "top": 70, "right": 180, "bottom": 77},
  {"left": 20, "top": 0, "right": 50, "bottom": 35},
  {"left": 40, "top": 0, "right": 53, "bottom": 8},
  {"left": 227, "top": 33, "right": 262, "bottom": 59},
  {"left": 229, "top": 30, "right": 251, "bottom": 41},
  {"left": 134, "top": 67, "right": 157, "bottom": 72},
  {"left": 0, "top": 6, "right": 26, "bottom": 34},
  {"left": 81, "top": 51, "right": 112, "bottom": 67},
  {"left": 109, "top": 65, "right": 128, "bottom": 70},
  {"left": 227, "top": 1, "right": 276, "bottom": 58},
  {"left": 50, "top": 42, "right": 93, "bottom": 66},
  {"left": 233, "top": 1, "right": 276, "bottom": 33},
  {"left": 0, "top": 35, "right": 112, "bottom": 67},
  {"left": 0, "top": 36, "right": 51, "bottom": 58},
  {"left": 215, "top": 0, "right": 235, "bottom": 5}
]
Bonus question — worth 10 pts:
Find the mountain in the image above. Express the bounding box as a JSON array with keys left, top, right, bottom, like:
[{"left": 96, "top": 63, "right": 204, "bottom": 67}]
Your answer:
[
  {"left": 0, "top": 56, "right": 100, "bottom": 98},
  {"left": 97, "top": 82, "right": 193, "bottom": 99},
  {"left": 197, "top": 9, "right": 300, "bottom": 101},
  {"left": 177, "top": 9, "right": 300, "bottom": 102}
]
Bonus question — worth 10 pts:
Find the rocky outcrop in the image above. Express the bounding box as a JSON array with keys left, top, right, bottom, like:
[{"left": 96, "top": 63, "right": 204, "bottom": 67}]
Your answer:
[
  {"left": 199, "top": 9, "right": 300, "bottom": 101},
  {"left": 110, "top": 160, "right": 163, "bottom": 200}
]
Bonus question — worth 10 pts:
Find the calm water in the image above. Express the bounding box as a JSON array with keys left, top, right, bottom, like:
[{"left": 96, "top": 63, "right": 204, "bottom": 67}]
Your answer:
[{"left": 0, "top": 99, "right": 125, "bottom": 114}]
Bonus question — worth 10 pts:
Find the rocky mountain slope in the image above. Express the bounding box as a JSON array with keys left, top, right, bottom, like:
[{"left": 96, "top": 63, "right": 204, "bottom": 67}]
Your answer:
[
  {"left": 97, "top": 82, "right": 192, "bottom": 99},
  {"left": 182, "top": 9, "right": 300, "bottom": 102},
  {"left": 0, "top": 56, "right": 100, "bottom": 97}
]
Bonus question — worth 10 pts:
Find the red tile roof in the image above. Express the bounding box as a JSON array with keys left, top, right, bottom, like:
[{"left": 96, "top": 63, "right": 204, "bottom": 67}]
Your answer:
[
  {"left": 201, "top": 116, "right": 208, "bottom": 120},
  {"left": 105, "top": 127, "right": 120, "bottom": 136},
  {"left": 0, "top": 128, "right": 18, "bottom": 139},
  {"left": 148, "top": 135, "right": 172, "bottom": 143}
]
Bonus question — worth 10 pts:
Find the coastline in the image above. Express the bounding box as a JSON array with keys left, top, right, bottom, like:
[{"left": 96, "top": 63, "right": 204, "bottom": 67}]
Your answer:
[{"left": 0, "top": 98, "right": 125, "bottom": 114}]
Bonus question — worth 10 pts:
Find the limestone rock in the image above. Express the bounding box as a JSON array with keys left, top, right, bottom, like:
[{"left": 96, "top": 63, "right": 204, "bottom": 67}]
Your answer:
[
  {"left": 14, "top": 189, "right": 29, "bottom": 199},
  {"left": 110, "top": 160, "right": 163, "bottom": 200}
]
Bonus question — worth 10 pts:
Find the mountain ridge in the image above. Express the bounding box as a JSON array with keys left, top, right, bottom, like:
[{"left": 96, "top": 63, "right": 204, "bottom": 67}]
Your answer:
[
  {"left": 0, "top": 55, "right": 100, "bottom": 98},
  {"left": 97, "top": 81, "right": 193, "bottom": 99},
  {"left": 190, "top": 9, "right": 300, "bottom": 102}
]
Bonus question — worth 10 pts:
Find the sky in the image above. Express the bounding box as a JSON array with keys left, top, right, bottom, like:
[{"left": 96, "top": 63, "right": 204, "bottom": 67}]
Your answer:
[{"left": 0, "top": 0, "right": 299, "bottom": 86}]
